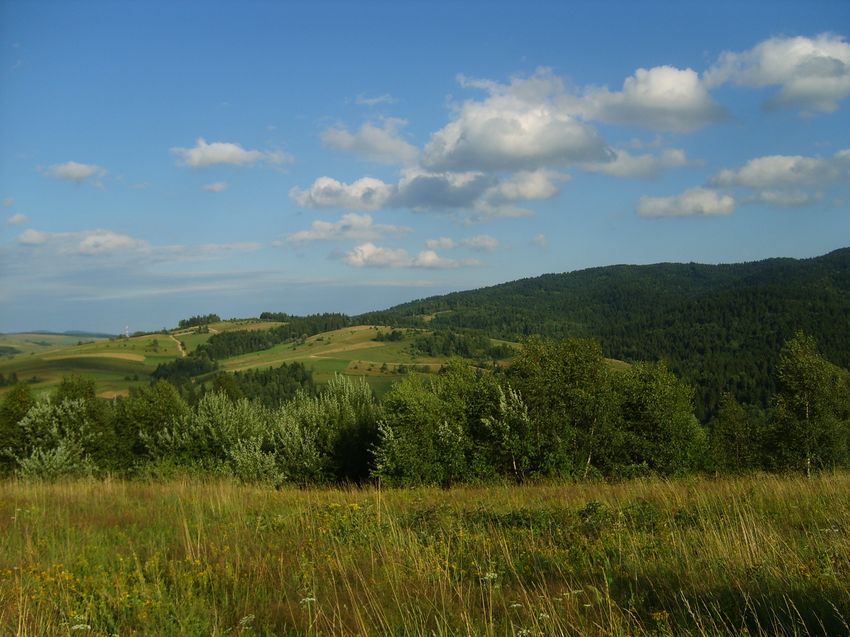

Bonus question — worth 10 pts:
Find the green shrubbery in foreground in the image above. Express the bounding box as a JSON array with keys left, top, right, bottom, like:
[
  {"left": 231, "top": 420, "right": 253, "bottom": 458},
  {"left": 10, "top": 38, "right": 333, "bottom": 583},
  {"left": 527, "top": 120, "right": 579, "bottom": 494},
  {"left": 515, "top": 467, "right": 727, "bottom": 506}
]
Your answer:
[
  {"left": 1, "top": 332, "right": 849, "bottom": 484},
  {"left": 1, "top": 474, "right": 848, "bottom": 635}
]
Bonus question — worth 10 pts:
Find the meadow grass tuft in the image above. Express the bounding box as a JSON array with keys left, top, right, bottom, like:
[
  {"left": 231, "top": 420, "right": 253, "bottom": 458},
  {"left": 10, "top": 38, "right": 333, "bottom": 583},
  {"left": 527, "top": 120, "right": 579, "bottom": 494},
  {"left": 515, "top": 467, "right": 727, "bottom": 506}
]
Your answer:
[{"left": 1, "top": 474, "right": 848, "bottom": 635}]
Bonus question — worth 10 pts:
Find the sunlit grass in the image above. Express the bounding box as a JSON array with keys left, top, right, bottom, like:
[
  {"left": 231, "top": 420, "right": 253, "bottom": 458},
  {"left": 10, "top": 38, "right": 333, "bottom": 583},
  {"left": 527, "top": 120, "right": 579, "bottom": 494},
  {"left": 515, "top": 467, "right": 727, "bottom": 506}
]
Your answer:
[{"left": 1, "top": 474, "right": 848, "bottom": 635}]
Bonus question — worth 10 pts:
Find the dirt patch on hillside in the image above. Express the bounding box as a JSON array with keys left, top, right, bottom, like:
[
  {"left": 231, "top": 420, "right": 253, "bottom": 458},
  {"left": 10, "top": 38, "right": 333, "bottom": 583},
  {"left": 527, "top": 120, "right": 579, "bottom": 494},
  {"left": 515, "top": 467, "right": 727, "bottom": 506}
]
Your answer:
[
  {"left": 98, "top": 389, "right": 130, "bottom": 399},
  {"left": 45, "top": 352, "right": 145, "bottom": 362}
]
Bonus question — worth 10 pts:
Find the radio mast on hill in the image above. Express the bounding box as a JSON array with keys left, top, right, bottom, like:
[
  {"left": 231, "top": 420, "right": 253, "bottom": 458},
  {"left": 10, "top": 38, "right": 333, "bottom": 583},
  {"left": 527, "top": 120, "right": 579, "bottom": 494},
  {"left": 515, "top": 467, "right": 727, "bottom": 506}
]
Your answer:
[{"left": 124, "top": 325, "right": 129, "bottom": 338}]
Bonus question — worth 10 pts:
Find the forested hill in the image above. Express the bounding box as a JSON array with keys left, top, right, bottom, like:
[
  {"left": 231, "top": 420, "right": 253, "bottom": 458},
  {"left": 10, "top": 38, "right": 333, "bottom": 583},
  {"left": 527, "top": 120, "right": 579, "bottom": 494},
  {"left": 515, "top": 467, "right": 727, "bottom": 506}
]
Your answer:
[{"left": 358, "top": 248, "right": 850, "bottom": 420}]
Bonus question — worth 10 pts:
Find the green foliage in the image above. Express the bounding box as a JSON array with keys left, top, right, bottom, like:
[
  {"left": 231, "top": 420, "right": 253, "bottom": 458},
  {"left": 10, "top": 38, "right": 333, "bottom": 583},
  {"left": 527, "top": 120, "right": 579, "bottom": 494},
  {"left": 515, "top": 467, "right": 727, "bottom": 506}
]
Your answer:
[
  {"left": 766, "top": 332, "right": 850, "bottom": 473},
  {"left": 14, "top": 398, "right": 97, "bottom": 480},
  {"left": 374, "top": 361, "right": 501, "bottom": 486},
  {"left": 228, "top": 361, "right": 315, "bottom": 408},
  {"left": 177, "top": 313, "right": 220, "bottom": 329},
  {"left": 0, "top": 383, "right": 35, "bottom": 472},
  {"left": 410, "top": 329, "right": 514, "bottom": 360},
  {"left": 113, "top": 380, "right": 190, "bottom": 463},
  {"left": 709, "top": 393, "right": 765, "bottom": 472},
  {"left": 361, "top": 248, "right": 850, "bottom": 421},
  {"left": 611, "top": 362, "right": 707, "bottom": 476}
]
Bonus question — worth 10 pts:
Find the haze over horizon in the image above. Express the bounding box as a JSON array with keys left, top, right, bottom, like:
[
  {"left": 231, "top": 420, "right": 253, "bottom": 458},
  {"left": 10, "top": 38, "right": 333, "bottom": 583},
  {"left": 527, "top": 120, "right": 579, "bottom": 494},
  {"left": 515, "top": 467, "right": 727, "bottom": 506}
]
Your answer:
[{"left": 2, "top": 1, "right": 849, "bottom": 333}]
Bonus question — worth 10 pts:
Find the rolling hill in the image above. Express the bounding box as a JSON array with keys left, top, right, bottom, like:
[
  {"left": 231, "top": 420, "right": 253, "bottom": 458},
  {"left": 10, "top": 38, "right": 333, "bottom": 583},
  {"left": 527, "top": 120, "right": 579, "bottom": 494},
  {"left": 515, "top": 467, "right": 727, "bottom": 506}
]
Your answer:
[{"left": 359, "top": 247, "right": 850, "bottom": 419}]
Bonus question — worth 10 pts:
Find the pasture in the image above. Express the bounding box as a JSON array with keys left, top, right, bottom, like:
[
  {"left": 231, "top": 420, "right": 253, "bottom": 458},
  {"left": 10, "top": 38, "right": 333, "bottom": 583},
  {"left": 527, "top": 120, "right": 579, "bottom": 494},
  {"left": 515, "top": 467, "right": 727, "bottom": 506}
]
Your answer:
[{"left": 1, "top": 473, "right": 847, "bottom": 635}]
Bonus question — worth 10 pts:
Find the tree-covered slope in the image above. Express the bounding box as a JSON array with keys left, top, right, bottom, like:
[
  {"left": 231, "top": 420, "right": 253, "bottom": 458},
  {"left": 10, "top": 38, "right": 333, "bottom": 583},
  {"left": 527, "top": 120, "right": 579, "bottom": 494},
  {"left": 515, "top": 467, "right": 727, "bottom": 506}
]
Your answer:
[{"left": 359, "top": 248, "right": 850, "bottom": 419}]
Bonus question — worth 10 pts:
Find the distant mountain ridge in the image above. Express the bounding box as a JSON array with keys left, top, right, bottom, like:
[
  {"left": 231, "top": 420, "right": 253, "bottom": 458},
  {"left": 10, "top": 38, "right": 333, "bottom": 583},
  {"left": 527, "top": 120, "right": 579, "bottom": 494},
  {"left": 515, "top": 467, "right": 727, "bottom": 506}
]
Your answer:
[{"left": 359, "top": 247, "right": 850, "bottom": 419}]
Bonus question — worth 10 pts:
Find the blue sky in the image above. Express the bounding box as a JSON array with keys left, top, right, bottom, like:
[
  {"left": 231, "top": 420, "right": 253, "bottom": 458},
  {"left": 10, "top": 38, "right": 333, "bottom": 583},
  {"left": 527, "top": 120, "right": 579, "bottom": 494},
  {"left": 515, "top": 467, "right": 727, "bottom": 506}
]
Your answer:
[{"left": 1, "top": 0, "right": 849, "bottom": 333}]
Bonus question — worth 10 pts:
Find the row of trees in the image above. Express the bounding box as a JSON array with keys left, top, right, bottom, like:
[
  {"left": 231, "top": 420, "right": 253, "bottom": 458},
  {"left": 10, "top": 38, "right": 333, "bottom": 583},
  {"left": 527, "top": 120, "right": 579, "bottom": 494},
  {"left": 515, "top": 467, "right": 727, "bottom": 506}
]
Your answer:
[{"left": 0, "top": 332, "right": 847, "bottom": 484}]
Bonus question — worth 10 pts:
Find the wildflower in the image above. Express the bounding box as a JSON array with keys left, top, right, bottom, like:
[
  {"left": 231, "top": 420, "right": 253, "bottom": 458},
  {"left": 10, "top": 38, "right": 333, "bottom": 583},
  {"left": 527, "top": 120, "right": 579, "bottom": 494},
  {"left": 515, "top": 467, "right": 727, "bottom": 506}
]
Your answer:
[
  {"left": 509, "top": 602, "right": 523, "bottom": 609},
  {"left": 71, "top": 625, "right": 91, "bottom": 631},
  {"left": 239, "top": 614, "right": 256, "bottom": 626},
  {"left": 481, "top": 571, "right": 499, "bottom": 582},
  {"left": 300, "top": 596, "right": 317, "bottom": 605}
]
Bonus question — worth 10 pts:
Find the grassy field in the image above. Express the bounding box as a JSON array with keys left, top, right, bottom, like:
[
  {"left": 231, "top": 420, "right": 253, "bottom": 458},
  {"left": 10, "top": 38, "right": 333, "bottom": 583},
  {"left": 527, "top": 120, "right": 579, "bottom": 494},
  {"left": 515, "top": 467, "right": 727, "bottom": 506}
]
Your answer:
[
  {"left": 0, "top": 322, "right": 519, "bottom": 399},
  {"left": 0, "top": 334, "right": 181, "bottom": 398},
  {"left": 1, "top": 474, "right": 847, "bottom": 636}
]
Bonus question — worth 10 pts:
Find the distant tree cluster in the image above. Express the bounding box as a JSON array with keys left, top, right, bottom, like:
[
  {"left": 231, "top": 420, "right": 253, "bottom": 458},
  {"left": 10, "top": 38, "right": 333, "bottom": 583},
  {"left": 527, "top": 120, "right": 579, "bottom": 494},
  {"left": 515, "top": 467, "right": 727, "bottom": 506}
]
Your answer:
[
  {"left": 410, "top": 330, "right": 515, "bottom": 361},
  {"left": 3, "top": 332, "right": 845, "bottom": 485},
  {"left": 195, "top": 314, "right": 350, "bottom": 360},
  {"left": 178, "top": 314, "right": 221, "bottom": 329}
]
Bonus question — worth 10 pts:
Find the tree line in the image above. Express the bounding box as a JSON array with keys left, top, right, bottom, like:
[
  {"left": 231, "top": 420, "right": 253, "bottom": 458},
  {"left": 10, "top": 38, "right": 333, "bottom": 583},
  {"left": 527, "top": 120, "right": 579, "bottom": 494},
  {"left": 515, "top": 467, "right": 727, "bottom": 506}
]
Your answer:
[{"left": 1, "top": 332, "right": 847, "bottom": 484}]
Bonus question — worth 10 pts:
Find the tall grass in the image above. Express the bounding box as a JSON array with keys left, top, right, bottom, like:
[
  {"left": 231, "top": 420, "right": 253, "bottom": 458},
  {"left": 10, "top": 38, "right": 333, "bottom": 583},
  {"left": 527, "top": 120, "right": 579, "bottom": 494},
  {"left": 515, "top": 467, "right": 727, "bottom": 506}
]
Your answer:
[{"left": 1, "top": 474, "right": 848, "bottom": 635}]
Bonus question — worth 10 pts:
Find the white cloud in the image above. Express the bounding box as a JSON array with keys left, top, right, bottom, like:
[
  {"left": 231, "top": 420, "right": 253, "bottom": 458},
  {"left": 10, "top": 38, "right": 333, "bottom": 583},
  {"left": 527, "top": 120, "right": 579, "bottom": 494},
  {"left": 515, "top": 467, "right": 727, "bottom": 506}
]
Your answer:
[
  {"left": 343, "top": 242, "right": 412, "bottom": 268},
  {"left": 285, "top": 213, "right": 410, "bottom": 243},
  {"left": 423, "top": 68, "right": 610, "bottom": 171},
  {"left": 355, "top": 93, "right": 397, "bottom": 107},
  {"left": 705, "top": 33, "right": 850, "bottom": 113},
  {"left": 203, "top": 181, "right": 229, "bottom": 192},
  {"left": 290, "top": 176, "right": 394, "bottom": 210},
  {"left": 16, "top": 229, "right": 49, "bottom": 245},
  {"left": 343, "top": 242, "right": 479, "bottom": 268},
  {"left": 712, "top": 151, "right": 846, "bottom": 188},
  {"left": 2, "top": 198, "right": 14, "bottom": 207},
  {"left": 44, "top": 161, "right": 107, "bottom": 184},
  {"left": 637, "top": 187, "right": 735, "bottom": 218},
  {"left": 321, "top": 118, "right": 418, "bottom": 165},
  {"left": 461, "top": 234, "right": 500, "bottom": 251},
  {"left": 483, "top": 169, "right": 566, "bottom": 201},
  {"left": 76, "top": 230, "right": 149, "bottom": 255},
  {"left": 579, "top": 66, "right": 726, "bottom": 132},
  {"left": 583, "top": 148, "right": 692, "bottom": 179},
  {"left": 6, "top": 213, "right": 27, "bottom": 225},
  {"left": 171, "top": 138, "right": 291, "bottom": 168}
]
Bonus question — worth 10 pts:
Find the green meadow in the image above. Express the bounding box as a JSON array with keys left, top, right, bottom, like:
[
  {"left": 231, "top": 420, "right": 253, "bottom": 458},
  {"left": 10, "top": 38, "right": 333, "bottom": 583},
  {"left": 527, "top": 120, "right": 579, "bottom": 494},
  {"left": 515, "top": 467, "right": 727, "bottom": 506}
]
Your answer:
[
  {"left": 0, "top": 323, "right": 513, "bottom": 399},
  {"left": 1, "top": 473, "right": 848, "bottom": 636}
]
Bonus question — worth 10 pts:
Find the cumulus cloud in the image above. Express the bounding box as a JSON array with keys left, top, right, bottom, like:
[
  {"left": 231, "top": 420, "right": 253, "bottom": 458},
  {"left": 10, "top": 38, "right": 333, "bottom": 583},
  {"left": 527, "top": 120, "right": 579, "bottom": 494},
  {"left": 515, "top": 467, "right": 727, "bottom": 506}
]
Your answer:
[
  {"left": 637, "top": 187, "right": 735, "bottom": 218},
  {"left": 422, "top": 68, "right": 610, "bottom": 171},
  {"left": 290, "top": 176, "right": 395, "bottom": 210},
  {"left": 343, "top": 242, "right": 479, "bottom": 268},
  {"left": 705, "top": 33, "right": 850, "bottom": 113},
  {"left": 203, "top": 181, "right": 229, "bottom": 192},
  {"left": 712, "top": 151, "right": 847, "bottom": 188},
  {"left": 579, "top": 66, "right": 726, "bottom": 132},
  {"left": 285, "top": 213, "right": 410, "bottom": 244},
  {"left": 6, "top": 213, "right": 27, "bottom": 225},
  {"left": 44, "top": 161, "right": 107, "bottom": 184},
  {"left": 2, "top": 198, "right": 14, "bottom": 207},
  {"left": 16, "top": 229, "right": 49, "bottom": 245},
  {"left": 322, "top": 118, "right": 419, "bottom": 165},
  {"left": 171, "top": 138, "right": 291, "bottom": 168},
  {"left": 583, "top": 148, "right": 692, "bottom": 179},
  {"left": 343, "top": 243, "right": 411, "bottom": 268}
]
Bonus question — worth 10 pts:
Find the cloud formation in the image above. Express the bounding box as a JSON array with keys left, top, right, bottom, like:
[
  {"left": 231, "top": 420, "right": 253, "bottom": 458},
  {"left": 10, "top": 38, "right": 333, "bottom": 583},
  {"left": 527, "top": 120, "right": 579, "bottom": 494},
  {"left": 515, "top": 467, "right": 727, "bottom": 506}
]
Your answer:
[
  {"left": 172, "top": 138, "right": 291, "bottom": 168},
  {"left": 712, "top": 150, "right": 848, "bottom": 188},
  {"left": 579, "top": 66, "right": 726, "bottom": 132},
  {"left": 343, "top": 242, "right": 479, "bottom": 268},
  {"left": 2, "top": 198, "right": 14, "bottom": 207},
  {"left": 285, "top": 213, "right": 410, "bottom": 243},
  {"left": 44, "top": 161, "right": 107, "bottom": 184},
  {"left": 355, "top": 93, "right": 396, "bottom": 107},
  {"left": 322, "top": 118, "right": 418, "bottom": 165},
  {"left": 583, "top": 148, "right": 692, "bottom": 179},
  {"left": 705, "top": 33, "right": 850, "bottom": 113},
  {"left": 290, "top": 176, "right": 395, "bottom": 210},
  {"left": 422, "top": 69, "right": 610, "bottom": 171},
  {"left": 637, "top": 187, "right": 735, "bottom": 217},
  {"left": 6, "top": 213, "right": 27, "bottom": 225}
]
